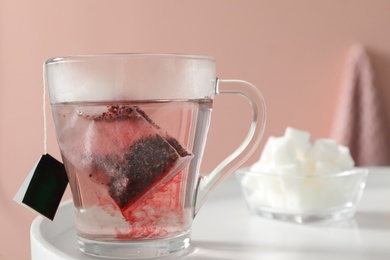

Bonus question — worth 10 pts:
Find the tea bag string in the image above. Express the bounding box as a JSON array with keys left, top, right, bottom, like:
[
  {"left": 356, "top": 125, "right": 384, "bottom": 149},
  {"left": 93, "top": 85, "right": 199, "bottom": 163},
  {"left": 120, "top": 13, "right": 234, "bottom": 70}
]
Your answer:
[{"left": 43, "top": 71, "right": 47, "bottom": 155}]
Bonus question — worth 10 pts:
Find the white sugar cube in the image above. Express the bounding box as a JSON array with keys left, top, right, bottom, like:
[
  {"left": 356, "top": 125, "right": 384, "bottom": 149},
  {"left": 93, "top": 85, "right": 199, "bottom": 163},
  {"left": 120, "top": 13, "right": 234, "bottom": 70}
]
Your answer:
[
  {"left": 309, "top": 139, "right": 340, "bottom": 163},
  {"left": 249, "top": 161, "right": 261, "bottom": 172},
  {"left": 284, "top": 127, "right": 311, "bottom": 160},
  {"left": 297, "top": 180, "right": 320, "bottom": 211},
  {"left": 283, "top": 189, "right": 301, "bottom": 212},
  {"left": 248, "top": 191, "right": 266, "bottom": 208},
  {"left": 300, "top": 159, "right": 315, "bottom": 176},
  {"left": 275, "top": 164, "right": 300, "bottom": 175},
  {"left": 251, "top": 136, "right": 276, "bottom": 171},
  {"left": 271, "top": 136, "right": 297, "bottom": 165},
  {"left": 241, "top": 175, "right": 261, "bottom": 193},
  {"left": 314, "top": 161, "right": 342, "bottom": 175},
  {"left": 337, "top": 145, "right": 355, "bottom": 170},
  {"left": 266, "top": 188, "right": 285, "bottom": 209}
]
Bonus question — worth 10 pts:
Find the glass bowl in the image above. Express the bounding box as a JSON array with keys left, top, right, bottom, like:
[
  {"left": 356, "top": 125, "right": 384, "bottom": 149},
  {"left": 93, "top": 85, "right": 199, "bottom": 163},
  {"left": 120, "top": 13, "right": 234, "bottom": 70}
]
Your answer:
[{"left": 236, "top": 167, "right": 368, "bottom": 223}]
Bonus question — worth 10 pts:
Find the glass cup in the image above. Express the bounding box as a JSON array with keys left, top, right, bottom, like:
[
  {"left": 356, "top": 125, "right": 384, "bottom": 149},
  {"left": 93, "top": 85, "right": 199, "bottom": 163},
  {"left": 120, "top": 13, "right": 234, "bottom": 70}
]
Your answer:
[{"left": 45, "top": 54, "right": 266, "bottom": 259}]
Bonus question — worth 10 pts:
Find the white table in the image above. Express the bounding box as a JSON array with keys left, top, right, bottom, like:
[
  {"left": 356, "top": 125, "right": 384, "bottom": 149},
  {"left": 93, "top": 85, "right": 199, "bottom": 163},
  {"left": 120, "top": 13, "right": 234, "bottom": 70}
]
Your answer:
[{"left": 31, "top": 167, "right": 390, "bottom": 259}]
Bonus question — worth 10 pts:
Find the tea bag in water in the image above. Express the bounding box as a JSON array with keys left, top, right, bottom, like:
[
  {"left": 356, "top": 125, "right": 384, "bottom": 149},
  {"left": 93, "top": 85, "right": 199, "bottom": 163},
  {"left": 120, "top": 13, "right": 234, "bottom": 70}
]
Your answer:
[{"left": 84, "top": 106, "right": 193, "bottom": 213}]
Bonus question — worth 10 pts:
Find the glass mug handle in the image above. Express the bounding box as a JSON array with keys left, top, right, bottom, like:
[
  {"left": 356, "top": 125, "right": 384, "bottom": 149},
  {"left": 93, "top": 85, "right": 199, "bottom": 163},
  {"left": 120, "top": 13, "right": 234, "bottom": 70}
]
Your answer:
[{"left": 194, "top": 78, "right": 267, "bottom": 215}]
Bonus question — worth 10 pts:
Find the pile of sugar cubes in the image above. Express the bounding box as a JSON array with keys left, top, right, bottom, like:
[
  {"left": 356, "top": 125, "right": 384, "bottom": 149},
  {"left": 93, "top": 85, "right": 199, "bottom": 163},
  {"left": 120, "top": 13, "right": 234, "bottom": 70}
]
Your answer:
[{"left": 241, "top": 127, "right": 356, "bottom": 213}]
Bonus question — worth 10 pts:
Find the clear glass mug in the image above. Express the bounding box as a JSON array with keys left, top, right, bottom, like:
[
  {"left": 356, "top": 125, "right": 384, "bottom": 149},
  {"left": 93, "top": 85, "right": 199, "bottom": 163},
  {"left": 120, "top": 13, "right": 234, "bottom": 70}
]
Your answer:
[{"left": 45, "top": 54, "right": 266, "bottom": 259}]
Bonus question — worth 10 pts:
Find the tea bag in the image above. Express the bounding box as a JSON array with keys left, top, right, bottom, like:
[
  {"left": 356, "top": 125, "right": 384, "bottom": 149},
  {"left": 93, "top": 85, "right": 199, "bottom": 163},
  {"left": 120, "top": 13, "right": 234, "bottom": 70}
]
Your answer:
[
  {"left": 14, "top": 154, "right": 68, "bottom": 220},
  {"left": 14, "top": 83, "right": 68, "bottom": 220},
  {"left": 84, "top": 106, "right": 193, "bottom": 212}
]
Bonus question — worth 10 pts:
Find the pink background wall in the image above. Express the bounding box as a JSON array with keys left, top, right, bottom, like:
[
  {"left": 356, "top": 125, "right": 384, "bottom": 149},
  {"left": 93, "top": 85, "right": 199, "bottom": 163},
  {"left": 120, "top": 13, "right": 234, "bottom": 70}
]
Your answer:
[{"left": 2, "top": 1, "right": 390, "bottom": 258}]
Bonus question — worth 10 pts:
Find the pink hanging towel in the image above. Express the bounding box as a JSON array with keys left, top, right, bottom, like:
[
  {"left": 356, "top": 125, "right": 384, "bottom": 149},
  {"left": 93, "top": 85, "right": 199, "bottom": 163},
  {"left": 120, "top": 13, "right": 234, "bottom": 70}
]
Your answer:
[{"left": 331, "top": 44, "right": 390, "bottom": 166}]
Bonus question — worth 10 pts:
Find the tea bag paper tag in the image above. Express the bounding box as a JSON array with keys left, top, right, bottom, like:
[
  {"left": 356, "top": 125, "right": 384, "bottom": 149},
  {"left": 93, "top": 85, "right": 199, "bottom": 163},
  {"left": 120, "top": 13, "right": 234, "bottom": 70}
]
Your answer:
[{"left": 14, "top": 154, "right": 68, "bottom": 220}]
